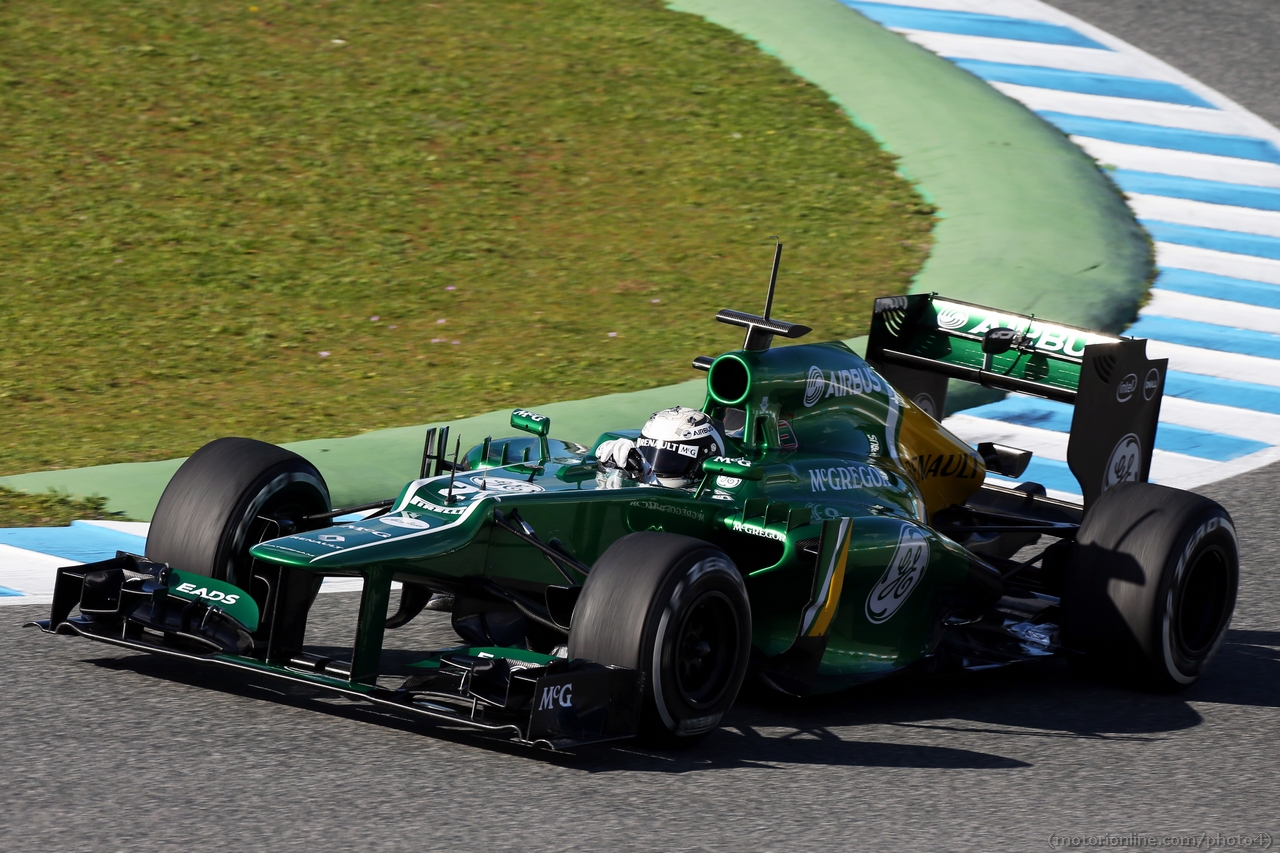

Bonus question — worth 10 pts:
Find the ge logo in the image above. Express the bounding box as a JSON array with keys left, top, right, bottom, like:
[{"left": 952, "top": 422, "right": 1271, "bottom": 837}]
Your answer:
[
  {"left": 1104, "top": 434, "right": 1142, "bottom": 490},
  {"left": 865, "top": 526, "right": 930, "bottom": 624},
  {"left": 803, "top": 366, "right": 825, "bottom": 408}
]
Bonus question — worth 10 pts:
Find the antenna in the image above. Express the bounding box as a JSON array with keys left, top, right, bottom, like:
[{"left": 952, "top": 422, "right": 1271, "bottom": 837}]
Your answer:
[
  {"left": 714, "top": 238, "right": 810, "bottom": 352},
  {"left": 444, "top": 437, "right": 461, "bottom": 504},
  {"left": 762, "top": 237, "right": 781, "bottom": 321}
]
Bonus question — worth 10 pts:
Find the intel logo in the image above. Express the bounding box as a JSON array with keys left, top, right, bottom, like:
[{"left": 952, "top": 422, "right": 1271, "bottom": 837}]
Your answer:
[{"left": 1116, "top": 373, "right": 1138, "bottom": 403}]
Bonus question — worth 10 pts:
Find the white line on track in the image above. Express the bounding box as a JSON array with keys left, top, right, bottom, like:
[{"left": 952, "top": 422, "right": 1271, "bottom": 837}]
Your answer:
[
  {"left": 1155, "top": 241, "right": 1280, "bottom": 285},
  {"left": 990, "top": 84, "right": 1249, "bottom": 135},
  {"left": 1144, "top": 339, "right": 1280, "bottom": 387},
  {"left": 898, "top": 31, "right": 1158, "bottom": 77},
  {"left": 856, "top": 0, "right": 1064, "bottom": 19},
  {"left": 1157, "top": 397, "right": 1280, "bottom": 445},
  {"left": 1159, "top": 445, "right": 1280, "bottom": 491},
  {"left": 77, "top": 520, "right": 152, "bottom": 537},
  {"left": 1072, "top": 138, "right": 1280, "bottom": 187},
  {"left": 1143, "top": 289, "right": 1280, "bottom": 334},
  {"left": 0, "top": 595, "right": 51, "bottom": 607},
  {"left": 1127, "top": 194, "right": 1280, "bottom": 239},
  {"left": 0, "top": 545, "right": 74, "bottom": 605}
]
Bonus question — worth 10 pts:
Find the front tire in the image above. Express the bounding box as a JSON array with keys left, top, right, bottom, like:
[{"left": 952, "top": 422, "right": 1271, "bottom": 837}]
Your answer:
[
  {"left": 1060, "top": 482, "right": 1238, "bottom": 690},
  {"left": 146, "top": 437, "right": 330, "bottom": 590},
  {"left": 568, "top": 532, "right": 751, "bottom": 746}
]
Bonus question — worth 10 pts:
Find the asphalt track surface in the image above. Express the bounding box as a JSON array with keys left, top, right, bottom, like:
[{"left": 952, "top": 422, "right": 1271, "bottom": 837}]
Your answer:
[
  {"left": 5, "top": 7, "right": 1280, "bottom": 853},
  {"left": 4, "top": 461, "right": 1279, "bottom": 852},
  {"left": 1046, "top": 0, "right": 1280, "bottom": 129}
]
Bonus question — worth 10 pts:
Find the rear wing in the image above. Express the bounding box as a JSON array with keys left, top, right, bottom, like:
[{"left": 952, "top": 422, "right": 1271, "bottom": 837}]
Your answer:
[{"left": 866, "top": 294, "right": 1167, "bottom": 508}]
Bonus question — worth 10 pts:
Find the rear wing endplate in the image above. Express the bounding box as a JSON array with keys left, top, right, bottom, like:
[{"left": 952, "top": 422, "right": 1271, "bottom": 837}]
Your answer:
[{"left": 866, "top": 294, "right": 1167, "bottom": 508}]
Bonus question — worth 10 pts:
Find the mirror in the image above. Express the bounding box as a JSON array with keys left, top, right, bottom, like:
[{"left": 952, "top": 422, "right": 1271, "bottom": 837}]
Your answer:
[
  {"left": 982, "top": 326, "right": 1019, "bottom": 355},
  {"left": 978, "top": 441, "right": 1033, "bottom": 478}
]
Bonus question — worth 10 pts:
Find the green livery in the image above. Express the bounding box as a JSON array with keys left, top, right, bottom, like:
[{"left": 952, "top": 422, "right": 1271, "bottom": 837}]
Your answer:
[
  {"left": 30, "top": 249, "right": 1240, "bottom": 749},
  {"left": 167, "top": 569, "right": 261, "bottom": 632}
]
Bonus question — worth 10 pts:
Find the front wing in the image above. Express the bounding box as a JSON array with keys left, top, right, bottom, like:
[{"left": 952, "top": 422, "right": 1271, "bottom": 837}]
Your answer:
[{"left": 25, "top": 553, "right": 643, "bottom": 750}]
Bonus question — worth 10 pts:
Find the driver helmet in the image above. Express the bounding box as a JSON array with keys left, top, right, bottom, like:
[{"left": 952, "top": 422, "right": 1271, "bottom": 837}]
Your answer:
[{"left": 637, "top": 407, "right": 725, "bottom": 488}]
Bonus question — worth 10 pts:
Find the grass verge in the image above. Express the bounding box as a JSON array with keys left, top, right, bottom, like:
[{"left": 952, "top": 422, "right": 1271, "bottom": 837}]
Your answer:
[
  {"left": 0, "top": 486, "right": 131, "bottom": 527},
  {"left": 1, "top": 0, "right": 932, "bottom": 479}
]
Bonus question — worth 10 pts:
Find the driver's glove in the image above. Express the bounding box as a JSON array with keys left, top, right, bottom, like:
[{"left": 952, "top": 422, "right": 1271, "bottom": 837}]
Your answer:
[{"left": 595, "top": 438, "right": 649, "bottom": 480}]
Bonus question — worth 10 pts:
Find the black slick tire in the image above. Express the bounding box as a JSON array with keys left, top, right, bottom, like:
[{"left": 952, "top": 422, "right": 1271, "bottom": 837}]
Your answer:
[
  {"left": 1060, "top": 481, "right": 1238, "bottom": 690},
  {"left": 568, "top": 532, "right": 751, "bottom": 746},
  {"left": 146, "top": 437, "right": 330, "bottom": 590}
]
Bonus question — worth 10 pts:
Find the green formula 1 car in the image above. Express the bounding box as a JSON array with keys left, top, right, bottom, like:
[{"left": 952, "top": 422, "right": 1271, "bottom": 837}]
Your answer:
[{"left": 29, "top": 247, "right": 1240, "bottom": 749}]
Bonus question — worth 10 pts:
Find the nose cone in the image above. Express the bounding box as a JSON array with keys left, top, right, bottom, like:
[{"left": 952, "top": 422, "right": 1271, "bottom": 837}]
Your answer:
[{"left": 250, "top": 498, "right": 491, "bottom": 569}]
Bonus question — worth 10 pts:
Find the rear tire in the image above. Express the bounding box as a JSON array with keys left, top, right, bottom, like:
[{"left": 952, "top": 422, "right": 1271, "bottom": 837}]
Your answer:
[
  {"left": 1060, "top": 482, "right": 1238, "bottom": 690},
  {"left": 146, "top": 437, "right": 330, "bottom": 591},
  {"left": 568, "top": 532, "right": 751, "bottom": 746}
]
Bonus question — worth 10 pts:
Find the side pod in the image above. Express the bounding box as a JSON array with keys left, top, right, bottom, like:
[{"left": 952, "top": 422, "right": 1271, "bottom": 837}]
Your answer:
[{"left": 760, "top": 517, "right": 851, "bottom": 695}]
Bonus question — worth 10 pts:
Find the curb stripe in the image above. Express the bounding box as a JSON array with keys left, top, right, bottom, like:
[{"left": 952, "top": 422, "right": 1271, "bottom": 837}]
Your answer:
[
  {"left": 1155, "top": 242, "right": 1280, "bottom": 285},
  {"left": 756, "top": 2, "right": 1280, "bottom": 506},
  {"left": 0, "top": 521, "right": 147, "bottom": 564},
  {"left": 949, "top": 59, "right": 1213, "bottom": 107},
  {"left": 0, "top": 543, "right": 79, "bottom": 602},
  {"left": 1001, "top": 87, "right": 1243, "bottom": 135},
  {"left": 951, "top": 416, "right": 1280, "bottom": 497},
  {"left": 1159, "top": 394, "right": 1280, "bottom": 440},
  {"left": 1127, "top": 315, "right": 1280, "bottom": 360},
  {"left": 1114, "top": 170, "right": 1280, "bottom": 211},
  {"left": 1039, "top": 113, "right": 1280, "bottom": 163},
  {"left": 1130, "top": 196, "right": 1280, "bottom": 240},
  {"left": 1145, "top": 289, "right": 1280, "bottom": 334},
  {"left": 902, "top": 30, "right": 1148, "bottom": 76},
  {"left": 1155, "top": 268, "right": 1280, "bottom": 311},
  {"left": 1145, "top": 339, "right": 1280, "bottom": 387},
  {"left": 990, "top": 458, "right": 1079, "bottom": 495},
  {"left": 1143, "top": 219, "right": 1280, "bottom": 260},
  {"left": 840, "top": 1, "right": 1107, "bottom": 48},
  {"left": 961, "top": 396, "right": 1269, "bottom": 461},
  {"left": 1076, "top": 138, "right": 1280, "bottom": 187},
  {"left": 1167, "top": 368, "right": 1280, "bottom": 414}
]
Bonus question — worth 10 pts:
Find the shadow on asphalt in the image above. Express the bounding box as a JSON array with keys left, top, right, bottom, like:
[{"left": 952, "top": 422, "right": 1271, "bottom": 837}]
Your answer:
[
  {"left": 87, "top": 650, "right": 1036, "bottom": 771},
  {"left": 43, "top": 573, "right": 1274, "bottom": 775},
  {"left": 80, "top": 626, "right": 1279, "bottom": 774},
  {"left": 1191, "top": 629, "right": 1280, "bottom": 709},
  {"left": 11, "top": 565, "right": 1267, "bottom": 774}
]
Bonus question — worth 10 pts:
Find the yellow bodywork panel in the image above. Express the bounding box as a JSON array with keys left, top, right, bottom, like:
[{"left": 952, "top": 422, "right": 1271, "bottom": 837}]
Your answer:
[{"left": 895, "top": 397, "right": 986, "bottom": 518}]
